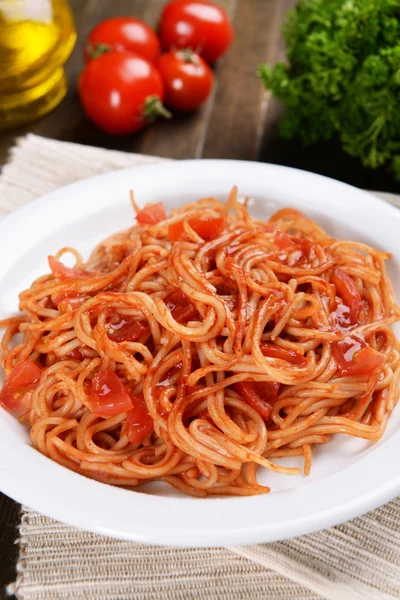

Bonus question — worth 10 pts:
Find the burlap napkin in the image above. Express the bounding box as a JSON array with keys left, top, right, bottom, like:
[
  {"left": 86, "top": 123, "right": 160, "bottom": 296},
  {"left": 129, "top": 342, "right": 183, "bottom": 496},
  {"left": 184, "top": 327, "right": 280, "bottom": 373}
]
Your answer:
[{"left": 2, "top": 134, "right": 400, "bottom": 600}]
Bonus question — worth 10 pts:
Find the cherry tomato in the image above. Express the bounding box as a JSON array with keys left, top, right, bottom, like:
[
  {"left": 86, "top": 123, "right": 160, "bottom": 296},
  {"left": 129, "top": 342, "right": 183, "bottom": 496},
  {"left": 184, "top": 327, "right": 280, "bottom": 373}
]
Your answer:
[
  {"left": 261, "top": 343, "right": 306, "bottom": 366},
  {"left": 331, "top": 268, "right": 361, "bottom": 326},
  {"left": 234, "top": 381, "right": 279, "bottom": 421},
  {"left": 157, "top": 50, "right": 213, "bottom": 111},
  {"left": 78, "top": 51, "right": 170, "bottom": 135},
  {"left": 332, "top": 336, "right": 385, "bottom": 377},
  {"left": 48, "top": 256, "right": 88, "bottom": 279},
  {"left": 107, "top": 317, "right": 148, "bottom": 343},
  {"left": 88, "top": 369, "right": 133, "bottom": 417},
  {"left": 85, "top": 17, "right": 161, "bottom": 64},
  {"left": 0, "top": 360, "right": 41, "bottom": 416},
  {"left": 165, "top": 288, "right": 199, "bottom": 323},
  {"left": 159, "top": 0, "right": 234, "bottom": 63},
  {"left": 125, "top": 394, "right": 154, "bottom": 445},
  {"left": 136, "top": 202, "right": 167, "bottom": 225},
  {"left": 168, "top": 216, "right": 223, "bottom": 242}
]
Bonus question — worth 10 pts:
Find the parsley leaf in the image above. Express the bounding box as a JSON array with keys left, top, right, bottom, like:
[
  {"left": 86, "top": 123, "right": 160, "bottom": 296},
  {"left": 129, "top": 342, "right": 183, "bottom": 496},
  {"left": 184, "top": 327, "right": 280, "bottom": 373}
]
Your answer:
[{"left": 259, "top": 0, "right": 400, "bottom": 180}]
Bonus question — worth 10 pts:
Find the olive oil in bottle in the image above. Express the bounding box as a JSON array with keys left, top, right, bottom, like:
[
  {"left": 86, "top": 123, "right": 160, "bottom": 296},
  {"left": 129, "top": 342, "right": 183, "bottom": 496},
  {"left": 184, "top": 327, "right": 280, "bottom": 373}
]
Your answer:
[{"left": 0, "top": 0, "right": 76, "bottom": 129}]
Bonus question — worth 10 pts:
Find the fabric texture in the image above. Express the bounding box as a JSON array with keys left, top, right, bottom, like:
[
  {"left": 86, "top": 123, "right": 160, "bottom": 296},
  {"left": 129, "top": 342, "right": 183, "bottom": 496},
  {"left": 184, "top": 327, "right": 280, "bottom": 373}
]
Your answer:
[{"left": 1, "top": 134, "right": 400, "bottom": 600}]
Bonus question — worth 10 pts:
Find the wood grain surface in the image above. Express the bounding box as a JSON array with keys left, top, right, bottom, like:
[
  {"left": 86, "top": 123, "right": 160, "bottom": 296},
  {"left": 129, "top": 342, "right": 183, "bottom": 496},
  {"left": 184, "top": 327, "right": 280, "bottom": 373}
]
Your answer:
[{"left": 1, "top": 0, "right": 400, "bottom": 596}]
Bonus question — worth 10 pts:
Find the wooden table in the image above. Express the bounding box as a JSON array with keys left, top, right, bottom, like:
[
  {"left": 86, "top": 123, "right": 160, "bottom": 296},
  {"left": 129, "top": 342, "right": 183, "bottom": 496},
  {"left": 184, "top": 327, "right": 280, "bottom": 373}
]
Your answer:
[
  {"left": 1, "top": 0, "right": 400, "bottom": 191},
  {"left": 1, "top": 0, "right": 400, "bottom": 595}
]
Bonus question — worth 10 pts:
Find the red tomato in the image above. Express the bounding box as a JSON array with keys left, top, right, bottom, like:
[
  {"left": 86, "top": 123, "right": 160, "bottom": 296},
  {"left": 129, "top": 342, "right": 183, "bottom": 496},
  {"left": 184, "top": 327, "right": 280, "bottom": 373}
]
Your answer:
[
  {"left": 332, "top": 336, "right": 385, "bottom": 377},
  {"left": 0, "top": 360, "right": 41, "bottom": 416},
  {"left": 125, "top": 394, "right": 154, "bottom": 444},
  {"left": 160, "top": 0, "right": 234, "bottom": 63},
  {"left": 88, "top": 369, "right": 133, "bottom": 417},
  {"left": 157, "top": 50, "right": 213, "bottom": 111},
  {"left": 79, "top": 51, "right": 170, "bottom": 135},
  {"left": 136, "top": 202, "right": 167, "bottom": 225},
  {"left": 234, "top": 381, "right": 279, "bottom": 421},
  {"left": 48, "top": 256, "right": 87, "bottom": 279},
  {"left": 85, "top": 17, "right": 161, "bottom": 64},
  {"left": 261, "top": 343, "right": 305, "bottom": 366},
  {"left": 107, "top": 318, "right": 148, "bottom": 343},
  {"left": 165, "top": 288, "right": 198, "bottom": 323},
  {"left": 168, "top": 216, "right": 223, "bottom": 242},
  {"left": 331, "top": 268, "right": 361, "bottom": 326}
]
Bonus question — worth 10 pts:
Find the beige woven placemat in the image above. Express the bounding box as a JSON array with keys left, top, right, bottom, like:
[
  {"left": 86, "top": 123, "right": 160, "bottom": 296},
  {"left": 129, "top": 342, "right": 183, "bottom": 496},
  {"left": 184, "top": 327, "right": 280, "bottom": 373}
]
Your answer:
[{"left": 1, "top": 134, "right": 400, "bottom": 600}]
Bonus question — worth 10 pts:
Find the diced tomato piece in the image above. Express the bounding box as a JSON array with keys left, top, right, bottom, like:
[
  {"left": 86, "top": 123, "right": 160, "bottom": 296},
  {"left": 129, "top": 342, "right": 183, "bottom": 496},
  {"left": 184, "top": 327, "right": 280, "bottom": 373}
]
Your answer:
[
  {"left": 300, "top": 238, "right": 315, "bottom": 257},
  {"left": 164, "top": 288, "right": 189, "bottom": 309},
  {"left": 107, "top": 317, "right": 148, "bottom": 343},
  {"left": 88, "top": 369, "right": 133, "bottom": 417},
  {"left": 165, "top": 288, "right": 198, "bottom": 323},
  {"left": 0, "top": 360, "right": 41, "bottom": 416},
  {"left": 187, "top": 215, "right": 223, "bottom": 240},
  {"left": 48, "top": 256, "right": 88, "bottom": 279},
  {"left": 125, "top": 394, "right": 154, "bottom": 444},
  {"left": 274, "top": 231, "right": 316, "bottom": 262},
  {"left": 274, "top": 230, "right": 297, "bottom": 250},
  {"left": 261, "top": 342, "right": 305, "bottom": 365},
  {"left": 332, "top": 336, "right": 385, "bottom": 377},
  {"left": 273, "top": 231, "right": 316, "bottom": 267},
  {"left": 173, "top": 304, "right": 198, "bottom": 323},
  {"left": 332, "top": 299, "right": 352, "bottom": 329},
  {"left": 54, "top": 293, "right": 86, "bottom": 309},
  {"left": 264, "top": 224, "right": 276, "bottom": 233},
  {"left": 234, "top": 381, "right": 279, "bottom": 421},
  {"left": 136, "top": 202, "right": 167, "bottom": 225},
  {"left": 66, "top": 348, "right": 84, "bottom": 360},
  {"left": 331, "top": 268, "right": 361, "bottom": 325},
  {"left": 168, "top": 216, "right": 224, "bottom": 243},
  {"left": 168, "top": 221, "right": 186, "bottom": 242}
]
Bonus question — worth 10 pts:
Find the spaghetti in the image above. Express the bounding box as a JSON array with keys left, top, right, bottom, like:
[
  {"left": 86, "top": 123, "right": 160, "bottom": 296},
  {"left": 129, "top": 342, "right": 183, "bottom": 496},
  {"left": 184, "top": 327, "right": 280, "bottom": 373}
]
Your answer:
[{"left": 1, "top": 189, "right": 399, "bottom": 497}]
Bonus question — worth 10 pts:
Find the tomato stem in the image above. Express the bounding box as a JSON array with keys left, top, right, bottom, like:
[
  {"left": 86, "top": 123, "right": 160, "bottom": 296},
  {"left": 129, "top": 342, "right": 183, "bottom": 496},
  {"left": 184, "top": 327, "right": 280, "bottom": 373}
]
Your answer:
[
  {"left": 181, "top": 49, "right": 195, "bottom": 63},
  {"left": 143, "top": 96, "right": 172, "bottom": 122},
  {"left": 87, "top": 43, "right": 114, "bottom": 60}
]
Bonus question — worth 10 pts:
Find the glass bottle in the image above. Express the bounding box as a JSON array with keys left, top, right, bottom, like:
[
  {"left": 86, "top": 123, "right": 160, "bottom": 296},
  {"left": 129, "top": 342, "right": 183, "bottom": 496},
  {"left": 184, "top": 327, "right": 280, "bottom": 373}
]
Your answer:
[{"left": 0, "top": 0, "right": 76, "bottom": 130}]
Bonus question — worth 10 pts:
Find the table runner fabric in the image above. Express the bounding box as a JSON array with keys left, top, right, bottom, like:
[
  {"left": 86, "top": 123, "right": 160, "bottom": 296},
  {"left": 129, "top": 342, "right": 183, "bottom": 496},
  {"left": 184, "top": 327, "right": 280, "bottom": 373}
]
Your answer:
[{"left": 1, "top": 134, "right": 399, "bottom": 600}]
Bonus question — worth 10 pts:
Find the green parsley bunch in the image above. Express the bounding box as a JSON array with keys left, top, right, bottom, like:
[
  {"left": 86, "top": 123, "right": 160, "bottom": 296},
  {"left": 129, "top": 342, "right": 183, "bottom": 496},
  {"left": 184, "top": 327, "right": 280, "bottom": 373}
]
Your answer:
[{"left": 259, "top": 0, "right": 400, "bottom": 179}]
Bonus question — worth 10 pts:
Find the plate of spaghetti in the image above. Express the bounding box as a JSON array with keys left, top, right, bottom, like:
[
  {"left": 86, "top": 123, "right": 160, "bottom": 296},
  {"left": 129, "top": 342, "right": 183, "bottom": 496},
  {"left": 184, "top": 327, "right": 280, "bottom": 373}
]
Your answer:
[{"left": 1, "top": 160, "right": 400, "bottom": 547}]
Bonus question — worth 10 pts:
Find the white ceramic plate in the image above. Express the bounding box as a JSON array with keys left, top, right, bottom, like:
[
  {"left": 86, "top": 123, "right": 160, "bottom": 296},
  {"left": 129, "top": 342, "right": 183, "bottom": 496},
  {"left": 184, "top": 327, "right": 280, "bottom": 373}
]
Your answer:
[{"left": 0, "top": 160, "right": 399, "bottom": 547}]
